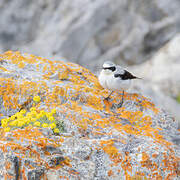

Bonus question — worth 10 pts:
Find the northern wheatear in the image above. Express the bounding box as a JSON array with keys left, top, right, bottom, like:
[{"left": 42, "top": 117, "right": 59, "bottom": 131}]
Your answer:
[{"left": 98, "top": 61, "right": 140, "bottom": 107}]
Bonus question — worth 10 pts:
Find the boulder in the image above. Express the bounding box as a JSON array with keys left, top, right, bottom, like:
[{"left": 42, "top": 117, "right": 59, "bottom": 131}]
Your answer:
[
  {"left": 0, "top": 51, "right": 180, "bottom": 179},
  {"left": 131, "top": 34, "right": 180, "bottom": 125}
]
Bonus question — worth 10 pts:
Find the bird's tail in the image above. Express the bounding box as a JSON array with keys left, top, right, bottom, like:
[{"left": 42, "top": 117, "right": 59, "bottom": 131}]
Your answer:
[{"left": 135, "top": 76, "right": 142, "bottom": 80}]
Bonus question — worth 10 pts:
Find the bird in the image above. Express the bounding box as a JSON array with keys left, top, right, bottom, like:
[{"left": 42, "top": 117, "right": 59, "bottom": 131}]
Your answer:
[{"left": 98, "top": 61, "right": 140, "bottom": 107}]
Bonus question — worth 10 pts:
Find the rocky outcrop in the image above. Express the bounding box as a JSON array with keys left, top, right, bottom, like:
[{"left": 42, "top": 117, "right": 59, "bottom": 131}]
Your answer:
[
  {"left": 130, "top": 34, "right": 180, "bottom": 125},
  {"left": 0, "top": 0, "right": 180, "bottom": 69},
  {"left": 0, "top": 51, "right": 180, "bottom": 179}
]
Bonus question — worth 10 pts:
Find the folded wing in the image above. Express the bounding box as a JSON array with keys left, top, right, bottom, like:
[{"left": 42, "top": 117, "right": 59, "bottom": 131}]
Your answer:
[{"left": 114, "top": 70, "right": 139, "bottom": 80}]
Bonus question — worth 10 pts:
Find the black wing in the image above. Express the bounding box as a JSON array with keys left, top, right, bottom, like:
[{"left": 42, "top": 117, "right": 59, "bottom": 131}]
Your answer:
[{"left": 114, "top": 70, "right": 138, "bottom": 80}]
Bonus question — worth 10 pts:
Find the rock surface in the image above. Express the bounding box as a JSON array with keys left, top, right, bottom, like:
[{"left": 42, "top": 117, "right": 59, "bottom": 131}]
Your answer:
[
  {"left": 0, "top": 0, "right": 180, "bottom": 68},
  {"left": 130, "top": 34, "right": 180, "bottom": 125},
  {"left": 0, "top": 51, "right": 180, "bottom": 179}
]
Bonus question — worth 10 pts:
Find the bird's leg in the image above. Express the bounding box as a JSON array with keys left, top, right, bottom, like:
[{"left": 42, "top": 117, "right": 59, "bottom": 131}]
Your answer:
[
  {"left": 104, "top": 91, "right": 114, "bottom": 101},
  {"left": 117, "top": 90, "right": 124, "bottom": 108}
]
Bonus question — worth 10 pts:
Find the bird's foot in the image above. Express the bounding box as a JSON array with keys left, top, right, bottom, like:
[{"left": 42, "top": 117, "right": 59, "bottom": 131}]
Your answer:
[{"left": 117, "top": 101, "right": 123, "bottom": 108}]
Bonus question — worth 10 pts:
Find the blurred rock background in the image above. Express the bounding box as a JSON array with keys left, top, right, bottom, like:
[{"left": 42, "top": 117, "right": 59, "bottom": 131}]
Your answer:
[{"left": 0, "top": 0, "right": 180, "bottom": 124}]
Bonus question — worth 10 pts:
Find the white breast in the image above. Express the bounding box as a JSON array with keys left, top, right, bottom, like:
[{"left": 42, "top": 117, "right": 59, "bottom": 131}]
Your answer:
[{"left": 98, "top": 70, "right": 111, "bottom": 89}]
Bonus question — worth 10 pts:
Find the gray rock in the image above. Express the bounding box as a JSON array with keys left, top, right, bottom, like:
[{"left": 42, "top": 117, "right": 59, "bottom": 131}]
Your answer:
[
  {"left": 130, "top": 34, "right": 180, "bottom": 125},
  {"left": 0, "top": 0, "right": 180, "bottom": 68}
]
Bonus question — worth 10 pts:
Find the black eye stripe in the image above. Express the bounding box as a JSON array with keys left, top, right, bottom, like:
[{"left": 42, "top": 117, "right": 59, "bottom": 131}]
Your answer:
[{"left": 103, "top": 66, "right": 116, "bottom": 71}]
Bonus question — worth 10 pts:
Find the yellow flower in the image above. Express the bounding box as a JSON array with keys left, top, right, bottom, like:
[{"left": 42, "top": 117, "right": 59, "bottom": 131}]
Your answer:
[
  {"left": 42, "top": 123, "right": 48, "bottom": 128},
  {"left": 34, "top": 121, "right": 40, "bottom": 127},
  {"left": 48, "top": 116, "right": 55, "bottom": 121},
  {"left": 1, "top": 118, "right": 7, "bottom": 123},
  {"left": 28, "top": 124, "right": 33, "bottom": 128},
  {"left": 30, "top": 111, "right": 37, "bottom": 117},
  {"left": 30, "top": 107, "right": 36, "bottom": 112},
  {"left": 46, "top": 112, "right": 52, "bottom": 119},
  {"left": 18, "top": 118, "right": 23, "bottom": 122},
  {"left": 9, "top": 120, "right": 18, "bottom": 126},
  {"left": 1, "top": 122, "right": 7, "bottom": 128},
  {"left": 51, "top": 109, "right": 56, "bottom": 114},
  {"left": 1, "top": 119, "right": 8, "bottom": 127},
  {"left": 36, "top": 114, "right": 42, "bottom": 119},
  {"left": 4, "top": 127, "right": 10, "bottom": 132},
  {"left": 10, "top": 115, "right": 16, "bottom": 120},
  {"left": 33, "top": 96, "right": 41, "bottom": 103},
  {"left": 6, "top": 118, "right": 11, "bottom": 122},
  {"left": 40, "top": 110, "right": 46, "bottom": 116},
  {"left": 20, "top": 109, "right": 26, "bottom": 114},
  {"left": 31, "top": 118, "right": 36, "bottom": 122},
  {"left": 54, "top": 128, "right": 60, "bottom": 133},
  {"left": 50, "top": 123, "right": 56, "bottom": 129},
  {"left": 17, "top": 121, "right": 25, "bottom": 127},
  {"left": 16, "top": 113, "right": 24, "bottom": 119},
  {"left": 26, "top": 112, "right": 32, "bottom": 117},
  {"left": 24, "top": 117, "right": 31, "bottom": 124}
]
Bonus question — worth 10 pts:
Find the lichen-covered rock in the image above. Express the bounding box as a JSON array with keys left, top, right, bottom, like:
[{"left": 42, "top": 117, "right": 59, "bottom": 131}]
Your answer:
[{"left": 0, "top": 51, "right": 180, "bottom": 179}]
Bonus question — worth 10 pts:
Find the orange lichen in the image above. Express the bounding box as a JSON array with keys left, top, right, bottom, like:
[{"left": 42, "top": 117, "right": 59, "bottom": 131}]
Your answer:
[
  {"left": 108, "top": 169, "right": 114, "bottom": 176},
  {"left": 128, "top": 175, "right": 146, "bottom": 180},
  {"left": 100, "top": 140, "right": 123, "bottom": 165},
  {"left": 141, "top": 152, "right": 150, "bottom": 162},
  {"left": 0, "top": 127, "right": 70, "bottom": 178},
  {"left": 59, "top": 176, "right": 69, "bottom": 180},
  {"left": 121, "top": 153, "right": 132, "bottom": 174},
  {"left": 5, "top": 161, "right": 11, "bottom": 170}
]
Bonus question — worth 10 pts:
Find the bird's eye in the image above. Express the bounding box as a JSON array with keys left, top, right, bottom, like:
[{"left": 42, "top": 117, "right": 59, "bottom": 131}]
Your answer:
[{"left": 110, "top": 66, "right": 116, "bottom": 71}]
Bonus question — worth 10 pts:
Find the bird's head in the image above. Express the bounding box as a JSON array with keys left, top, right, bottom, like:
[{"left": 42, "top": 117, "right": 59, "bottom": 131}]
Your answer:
[{"left": 102, "top": 61, "right": 116, "bottom": 75}]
